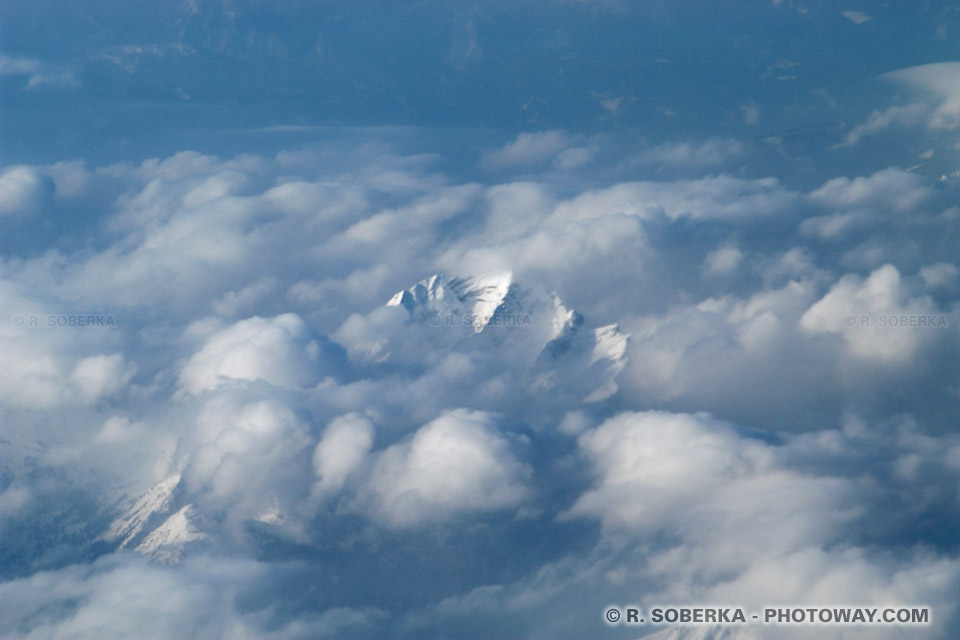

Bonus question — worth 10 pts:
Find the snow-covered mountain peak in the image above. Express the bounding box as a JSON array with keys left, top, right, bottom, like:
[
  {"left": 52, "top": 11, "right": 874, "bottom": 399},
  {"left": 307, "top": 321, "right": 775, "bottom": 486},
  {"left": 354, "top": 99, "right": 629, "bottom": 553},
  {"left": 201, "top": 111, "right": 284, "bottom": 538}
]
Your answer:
[
  {"left": 386, "top": 273, "right": 630, "bottom": 402},
  {"left": 549, "top": 296, "right": 585, "bottom": 337},
  {"left": 387, "top": 272, "right": 518, "bottom": 333}
]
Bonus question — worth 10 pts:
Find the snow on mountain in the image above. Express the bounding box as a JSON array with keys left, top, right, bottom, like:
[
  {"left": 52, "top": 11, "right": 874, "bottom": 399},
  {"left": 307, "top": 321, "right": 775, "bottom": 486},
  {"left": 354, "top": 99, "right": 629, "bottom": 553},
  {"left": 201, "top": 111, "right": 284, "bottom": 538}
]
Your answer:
[
  {"left": 387, "top": 272, "right": 525, "bottom": 334},
  {"left": 103, "top": 473, "right": 181, "bottom": 549},
  {"left": 103, "top": 473, "right": 210, "bottom": 564},
  {"left": 388, "top": 273, "right": 629, "bottom": 401},
  {"left": 534, "top": 299, "right": 629, "bottom": 402},
  {"left": 134, "top": 504, "right": 206, "bottom": 564}
]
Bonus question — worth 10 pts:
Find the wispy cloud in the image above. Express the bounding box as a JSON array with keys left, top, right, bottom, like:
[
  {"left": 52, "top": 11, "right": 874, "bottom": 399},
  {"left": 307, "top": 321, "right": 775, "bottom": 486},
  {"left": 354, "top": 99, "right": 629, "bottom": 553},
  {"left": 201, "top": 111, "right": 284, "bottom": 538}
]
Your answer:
[{"left": 0, "top": 54, "right": 78, "bottom": 89}]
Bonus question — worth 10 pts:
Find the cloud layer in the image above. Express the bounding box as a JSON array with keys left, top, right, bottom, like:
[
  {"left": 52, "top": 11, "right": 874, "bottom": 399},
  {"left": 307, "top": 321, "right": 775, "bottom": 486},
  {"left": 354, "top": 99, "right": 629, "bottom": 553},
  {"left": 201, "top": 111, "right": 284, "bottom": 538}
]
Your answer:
[{"left": 3, "top": 8, "right": 960, "bottom": 636}]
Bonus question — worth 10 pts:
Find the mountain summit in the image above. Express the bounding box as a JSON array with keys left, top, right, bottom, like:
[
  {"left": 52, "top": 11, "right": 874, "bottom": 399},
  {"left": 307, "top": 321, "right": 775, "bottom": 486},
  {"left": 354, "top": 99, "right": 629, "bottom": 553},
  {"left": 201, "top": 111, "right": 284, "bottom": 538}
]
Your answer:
[
  {"left": 388, "top": 272, "right": 531, "bottom": 333},
  {"left": 387, "top": 273, "right": 628, "bottom": 401}
]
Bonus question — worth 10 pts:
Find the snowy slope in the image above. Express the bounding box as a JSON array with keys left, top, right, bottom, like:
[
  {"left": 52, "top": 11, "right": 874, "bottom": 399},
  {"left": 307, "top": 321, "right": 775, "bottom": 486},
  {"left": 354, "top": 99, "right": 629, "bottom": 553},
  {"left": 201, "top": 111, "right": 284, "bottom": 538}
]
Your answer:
[
  {"left": 103, "top": 473, "right": 182, "bottom": 550},
  {"left": 388, "top": 273, "right": 629, "bottom": 401},
  {"left": 134, "top": 504, "right": 206, "bottom": 564}
]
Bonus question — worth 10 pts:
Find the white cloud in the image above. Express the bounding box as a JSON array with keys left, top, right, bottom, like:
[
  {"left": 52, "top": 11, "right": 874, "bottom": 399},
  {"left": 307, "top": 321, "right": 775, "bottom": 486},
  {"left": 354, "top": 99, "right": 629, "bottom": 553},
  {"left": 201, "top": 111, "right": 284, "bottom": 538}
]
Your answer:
[
  {"left": 601, "top": 97, "right": 622, "bottom": 113},
  {"left": 842, "top": 62, "right": 960, "bottom": 145},
  {"left": 211, "top": 277, "right": 278, "bottom": 317},
  {"left": 885, "top": 62, "right": 960, "bottom": 130},
  {"left": 448, "top": 20, "right": 483, "bottom": 68},
  {"left": 0, "top": 556, "right": 242, "bottom": 639},
  {"left": 0, "top": 166, "right": 53, "bottom": 217},
  {"left": 565, "top": 411, "right": 846, "bottom": 540},
  {"left": 0, "top": 282, "right": 135, "bottom": 409},
  {"left": 628, "top": 138, "right": 746, "bottom": 168},
  {"left": 740, "top": 102, "right": 760, "bottom": 125},
  {"left": 617, "top": 279, "right": 819, "bottom": 414},
  {"left": 838, "top": 105, "right": 928, "bottom": 146},
  {"left": 0, "top": 54, "right": 78, "bottom": 90},
  {"left": 178, "top": 314, "right": 322, "bottom": 394},
  {"left": 26, "top": 70, "right": 79, "bottom": 90},
  {"left": 329, "top": 184, "right": 480, "bottom": 252},
  {"left": 313, "top": 413, "right": 375, "bottom": 496},
  {"left": 800, "top": 264, "right": 943, "bottom": 362},
  {"left": 331, "top": 305, "right": 411, "bottom": 364},
  {"left": 808, "top": 168, "right": 930, "bottom": 213},
  {"left": 420, "top": 408, "right": 960, "bottom": 639},
  {"left": 800, "top": 210, "right": 869, "bottom": 240},
  {"left": 0, "top": 554, "right": 386, "bottom": 639},
  {"left": 366, "top": 409, "right": 531, "bottom": 527},
  {"left": 71, "top": 354, "right": 136, "bottom": 403},
  {"left": 44, "top": 161, "right": 94, "bottom": 200},
  {"left": 704, "top": 245, "right": 744, "bottom": 275},
  {"left": 482, "top": 131, "right": 576, "bottom": 169},
  {"left": 843, "top": 10, "right": 872, "bottom": 25},
  {"left": 181, "top": 396, "right": 313, "bottom": 532},
  {"left": 920, "top": 262, "right": 959, "bottom": 289},
  {"left": 0, "top": 55, "right": 42, "bottom": 75},
  {"left": 94, "top": 416, "right": 147, "bottom": 444},
  {"left": 552, "top": 176, "right": 795, "bottom": 222}
]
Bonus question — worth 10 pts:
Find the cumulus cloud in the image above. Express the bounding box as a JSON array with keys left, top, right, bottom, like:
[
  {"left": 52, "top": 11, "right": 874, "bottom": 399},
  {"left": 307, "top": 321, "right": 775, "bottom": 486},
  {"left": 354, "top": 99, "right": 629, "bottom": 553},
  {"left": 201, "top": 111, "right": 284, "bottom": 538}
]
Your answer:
[
  {"left": 412, "top": 409, "right": 960, "bottom": 639},
  {"left": 178, "top": 314, "right": 323, "bottom": 394},
  {"left": 800, "top": 264, "right": 944, "bottom": 362},
  {"left": 0, "top": 553, "right": 386, "bottom": 639},
  {"left": 841, "top": 62, "right": 960, "bottom": 145},
  {"left": 565, "top": 411, "right": 865, "bottom": 575},
  {"left": 704, "top": 245, "right": 744, "bottom": 275},
  {"left": 312, "top": 413, "right": 375, "bottom": 496},
  {"left": 920, "top": 262, "right": 959, "bottom": 289},
  {"left": 482, "top": 131, "right": 584, "bottom": 170},
  {"left": 179, "top": 396, "right": 314, "bottom": 536},
  {"left": 807, "top": 168, "right": 930, "bottom": 213},
  {"left": 0, "top": 283, "right": 135, "bottom": 409},
  {"left": 569, "top": 417, "right": 927, "bottom": 621},
  {"left": 71, "top": 354, "right": 136, "bottom": 403},
  {"left": 885, "top": 62, "right": 960, "bottom": 130},
  {"left": 0, "top": 166, "right": 54, "bottom": 217},
  {"left": 365, "top": 410, "right": 531, "bottom": 527},
  {"left": 568, "top": 411, "right": 787, "bottom": 532},
  {"left": 211, "top": 278, "right": 279, "bottom": 318}
]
